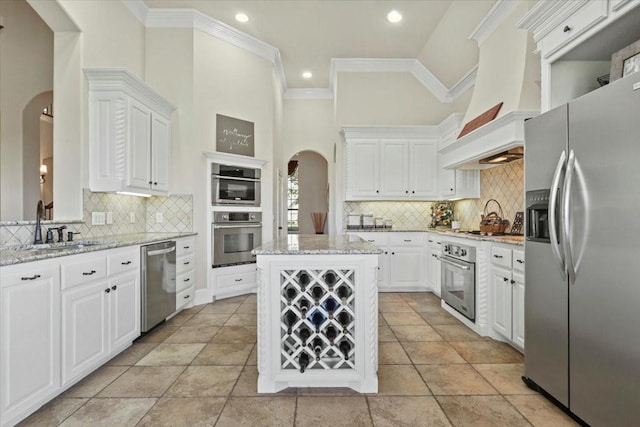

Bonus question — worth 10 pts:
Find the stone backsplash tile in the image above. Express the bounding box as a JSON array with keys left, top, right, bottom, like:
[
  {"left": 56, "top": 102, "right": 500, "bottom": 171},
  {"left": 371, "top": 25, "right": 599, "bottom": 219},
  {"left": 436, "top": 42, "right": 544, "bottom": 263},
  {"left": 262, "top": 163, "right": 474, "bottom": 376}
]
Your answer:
[
  {"left": 1, "top": 190, "right": 193, "bottom": 246},
  {"left": 454, "top": 160, "right": 524, "bottom": 232},
  {"left": 344, "top": 201, "right": 434, "bottom": 230}
]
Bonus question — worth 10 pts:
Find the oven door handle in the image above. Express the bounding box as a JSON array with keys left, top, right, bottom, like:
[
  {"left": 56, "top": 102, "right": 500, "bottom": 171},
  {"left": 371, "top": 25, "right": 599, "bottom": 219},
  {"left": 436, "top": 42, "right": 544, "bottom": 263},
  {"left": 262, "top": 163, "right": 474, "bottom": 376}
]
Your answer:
[
  {"left": 213, "top": 224, "right": 262, "bottom": 229},
  {"left": 440, "top": 256, "right": 471, "bottom": 271},
  {"left": 213, "top": 174, "right": 261, "bottom": 183}
]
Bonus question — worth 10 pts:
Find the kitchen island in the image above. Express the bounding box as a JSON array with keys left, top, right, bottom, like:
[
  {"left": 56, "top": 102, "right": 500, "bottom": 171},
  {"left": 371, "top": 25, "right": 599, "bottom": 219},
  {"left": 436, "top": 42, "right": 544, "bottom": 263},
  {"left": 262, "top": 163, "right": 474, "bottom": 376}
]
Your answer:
[{"left": 253, "top": 234, "right": 381, "bottom": 393}]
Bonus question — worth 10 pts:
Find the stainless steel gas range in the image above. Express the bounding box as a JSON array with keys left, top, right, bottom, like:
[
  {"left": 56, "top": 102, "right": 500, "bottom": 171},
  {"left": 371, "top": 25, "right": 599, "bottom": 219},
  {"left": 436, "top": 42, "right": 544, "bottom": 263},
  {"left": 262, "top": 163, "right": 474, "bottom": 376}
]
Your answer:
[{"left": 440, "top": 241, "right": 476, "bottom": 322}]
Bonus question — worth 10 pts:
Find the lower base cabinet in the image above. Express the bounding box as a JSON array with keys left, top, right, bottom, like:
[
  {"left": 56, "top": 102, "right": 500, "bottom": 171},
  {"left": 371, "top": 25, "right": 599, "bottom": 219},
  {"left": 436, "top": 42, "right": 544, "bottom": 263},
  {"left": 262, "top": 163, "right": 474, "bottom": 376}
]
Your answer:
[
  {"left": 490, "top": 246, "right": 525, "bottom": 350},
  {"left": 0, "top": 262, "right": 61, "bottom": 427},
  {"left": 211, "top": 263, "right": 258, "bottom": 299}
]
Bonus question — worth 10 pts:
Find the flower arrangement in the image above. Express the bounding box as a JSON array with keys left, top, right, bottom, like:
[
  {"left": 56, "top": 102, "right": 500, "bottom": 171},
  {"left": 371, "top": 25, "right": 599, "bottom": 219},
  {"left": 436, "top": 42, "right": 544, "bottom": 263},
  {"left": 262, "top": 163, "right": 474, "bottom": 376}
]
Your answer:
[{"left": 430, "top": 201, "right": 454, "bottom": 228}]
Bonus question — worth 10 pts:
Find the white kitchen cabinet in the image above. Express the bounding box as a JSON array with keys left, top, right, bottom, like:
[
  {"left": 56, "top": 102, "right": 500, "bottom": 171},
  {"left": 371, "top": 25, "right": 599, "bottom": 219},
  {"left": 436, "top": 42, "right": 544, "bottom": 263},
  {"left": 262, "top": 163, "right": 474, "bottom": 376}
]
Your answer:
[
  {"left": 61, "top": 248, "right": 141, "bottom": 386},
  {"left": 346, "top": 139, "right": 380, "bottom": 198},
  {"left": 426, "top": 234, "right": 443, "bottom": 296},
  {"left": 409, "top": 141, "right": 438, "bottom": 198},
  {"left": 175, "top": 236, "right": 196, "bottom": 310},
  {"left": 518, "top": 0, "right": 640, "bottom": 111},
  {"left": 437, "top": 116, "right": 480, "bottom": 199},
  {"left": 350, "top": 232, "right": 427, "bottom": 292},
  {"left": 212, "top": 262, "right": 258, "bottom": 300},
  {"left": 85, "top": 68, "right": 175, "bottom": 196},
  {"left": 0, "top": 261, "right": 60, "bottom": 427},
  {"left": 490, "top": 245, "right": 525, "bottom": 351},
  {"left": 379, "top": 140, "right": 408, "bottom": 197}
]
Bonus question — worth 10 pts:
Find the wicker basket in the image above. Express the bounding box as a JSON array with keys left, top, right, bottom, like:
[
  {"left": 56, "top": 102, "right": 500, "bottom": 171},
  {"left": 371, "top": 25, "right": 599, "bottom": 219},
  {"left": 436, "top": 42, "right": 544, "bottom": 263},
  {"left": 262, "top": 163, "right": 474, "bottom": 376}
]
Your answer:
[{"left": 479, "top": 199, "right": 510, "bottom": 235}]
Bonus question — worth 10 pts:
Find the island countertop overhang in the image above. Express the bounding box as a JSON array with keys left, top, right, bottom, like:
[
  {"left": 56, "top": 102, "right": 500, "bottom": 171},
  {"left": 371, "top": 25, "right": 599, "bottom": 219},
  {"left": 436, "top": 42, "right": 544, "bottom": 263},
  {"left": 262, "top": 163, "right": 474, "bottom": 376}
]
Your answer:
[{"left": 252, "top": 234, "right": 383, "bottom": 256}]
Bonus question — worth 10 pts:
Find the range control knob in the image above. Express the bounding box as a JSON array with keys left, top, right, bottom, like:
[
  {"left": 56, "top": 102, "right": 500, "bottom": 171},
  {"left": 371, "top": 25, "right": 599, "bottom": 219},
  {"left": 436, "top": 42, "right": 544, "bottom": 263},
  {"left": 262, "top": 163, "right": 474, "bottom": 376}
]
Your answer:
[
  {"left": 250, "top": 214, "right": 256, "bottom": 220},
  {"left": 222, "top": 214, "right": 229, "bottom": 220},
  {"left": 460, "top": 249, "right": 467, "bottom": 256}
]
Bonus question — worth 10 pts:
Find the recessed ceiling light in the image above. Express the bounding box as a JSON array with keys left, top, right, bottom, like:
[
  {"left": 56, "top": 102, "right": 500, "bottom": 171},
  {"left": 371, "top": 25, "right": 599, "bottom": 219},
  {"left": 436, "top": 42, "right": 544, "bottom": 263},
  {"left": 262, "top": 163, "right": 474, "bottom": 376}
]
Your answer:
[
  {"left": 387, "top": 10, "right": 402, "bottom": 23},
  {"left": 302, "top": 71, "right": 313, "bottom": 79},
  {"left": 235, "top": 12, "right": 249, "bottom": 23}
]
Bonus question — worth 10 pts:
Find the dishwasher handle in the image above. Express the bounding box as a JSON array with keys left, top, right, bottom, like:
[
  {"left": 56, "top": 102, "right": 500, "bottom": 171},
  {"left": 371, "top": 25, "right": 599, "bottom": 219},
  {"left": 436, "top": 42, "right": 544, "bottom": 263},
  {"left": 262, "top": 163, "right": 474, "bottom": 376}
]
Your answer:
[{"left": 146, "top": 246, "right": 176, "bottom": 256}]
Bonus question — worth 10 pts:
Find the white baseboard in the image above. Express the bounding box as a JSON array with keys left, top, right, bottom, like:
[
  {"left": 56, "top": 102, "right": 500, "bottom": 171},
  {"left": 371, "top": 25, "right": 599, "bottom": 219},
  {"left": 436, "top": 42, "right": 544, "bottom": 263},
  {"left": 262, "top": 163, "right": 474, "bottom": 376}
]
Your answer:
[{"left": 193, "top": 288, "right": 213, "bottom": 306}]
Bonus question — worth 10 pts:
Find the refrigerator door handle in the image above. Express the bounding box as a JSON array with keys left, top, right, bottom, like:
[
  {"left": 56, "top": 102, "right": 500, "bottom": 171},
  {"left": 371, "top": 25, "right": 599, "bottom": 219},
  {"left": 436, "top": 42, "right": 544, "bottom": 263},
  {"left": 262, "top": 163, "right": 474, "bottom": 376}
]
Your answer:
[
  {"left": 549, "top": 150, "right": 566, "bottom": 273},
  {"left": 563, "top": 149, "right": 577, "bottom": 284}
]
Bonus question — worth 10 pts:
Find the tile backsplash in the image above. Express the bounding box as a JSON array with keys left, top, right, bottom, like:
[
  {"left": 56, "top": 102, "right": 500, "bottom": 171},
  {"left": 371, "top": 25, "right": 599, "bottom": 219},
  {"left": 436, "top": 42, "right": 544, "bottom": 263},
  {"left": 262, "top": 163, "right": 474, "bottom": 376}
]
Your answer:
[
  {"left": 0, "top": 190, "right": 193, "bottom": 246},
  {"left": 344, "top": 201, "right": 434, "bottom": 229},
  {"left": 454, "top": 159, "right": 524, "bottom": 232}
]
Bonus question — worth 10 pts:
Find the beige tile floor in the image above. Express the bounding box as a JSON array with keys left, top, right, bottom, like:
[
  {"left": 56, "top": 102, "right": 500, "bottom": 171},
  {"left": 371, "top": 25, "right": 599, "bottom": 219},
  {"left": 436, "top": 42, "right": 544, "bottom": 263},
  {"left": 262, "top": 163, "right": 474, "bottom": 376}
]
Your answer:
[{"left": 20, "top": 292, "right": 578, "bottom": 427}]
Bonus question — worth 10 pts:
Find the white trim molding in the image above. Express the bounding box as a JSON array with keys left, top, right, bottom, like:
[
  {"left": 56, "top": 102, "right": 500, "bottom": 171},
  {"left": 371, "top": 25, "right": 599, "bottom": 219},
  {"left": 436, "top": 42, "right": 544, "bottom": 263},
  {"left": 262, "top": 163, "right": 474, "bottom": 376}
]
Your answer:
[
  {"left": 122, "top": 0, "right": 477, "bottom": 102},
  {"left": 470, "top": 0, "right": 520, "bottom": 45},
  {"left": 203, "top": 151, "right": 267, "bottom": 169}
]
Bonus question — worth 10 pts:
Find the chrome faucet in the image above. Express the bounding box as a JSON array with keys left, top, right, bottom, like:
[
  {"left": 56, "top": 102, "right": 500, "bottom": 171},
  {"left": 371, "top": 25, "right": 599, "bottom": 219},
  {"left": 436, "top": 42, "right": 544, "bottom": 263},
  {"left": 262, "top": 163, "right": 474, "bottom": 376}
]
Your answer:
[{"left": 34, "top": 200, "right": 44, "bottom": 244}]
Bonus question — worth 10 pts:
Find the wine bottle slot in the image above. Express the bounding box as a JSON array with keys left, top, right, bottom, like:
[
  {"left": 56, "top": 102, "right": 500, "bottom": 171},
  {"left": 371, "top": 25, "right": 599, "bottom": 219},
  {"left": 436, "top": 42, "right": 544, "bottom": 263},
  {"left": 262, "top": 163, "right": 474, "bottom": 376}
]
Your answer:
[
  {"left": 311, "top": 285, "right": 324, "bottom": 304},
  {"left": 297, "top": 272, "right": 310, "bottom": 289},
  {"left": 284, "top": 285, "right": 297, "bottom": 305},
  {"left": 298, "top": 298, "right": 311, "bottom": 316},
  {"left": 336, "top": 285, "right": 352, "bottom": 304},
  {"left": 299, "top": 351, "right": 310, "bottom": 373},
  {"left": 321, "top": 297, "right": 339, "bottom": 318},
  {"left": 323, "top": 271, "right": 337, "bottom": 287},
  {"left": 309, "top": 310, "right": 326, "bottom": 333},
  {"left": 339, "top": 340, "right": 351, "bottom": 361},
  {"left": 325, "top": 325, "right": 337, "bottom": 344},
  {"left": 311, "top": 337, "right": 324, "bottom": 361},
  {"left": 299, "top": 326, "right": 311, "bottom": 346},
  {"left": 283, "top": 311, "right": 298, "bottom": 335}
]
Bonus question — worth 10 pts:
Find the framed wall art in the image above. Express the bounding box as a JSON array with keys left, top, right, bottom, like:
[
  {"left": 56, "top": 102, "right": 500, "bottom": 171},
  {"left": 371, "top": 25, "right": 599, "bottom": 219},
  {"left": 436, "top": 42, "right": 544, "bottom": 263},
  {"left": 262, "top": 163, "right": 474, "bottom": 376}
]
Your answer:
[
  {"left": 216, "top": 114, "right": 255, "bottom": 157},
  {"left": 610, "top": 39, "right": 640, "bottom": 82}
]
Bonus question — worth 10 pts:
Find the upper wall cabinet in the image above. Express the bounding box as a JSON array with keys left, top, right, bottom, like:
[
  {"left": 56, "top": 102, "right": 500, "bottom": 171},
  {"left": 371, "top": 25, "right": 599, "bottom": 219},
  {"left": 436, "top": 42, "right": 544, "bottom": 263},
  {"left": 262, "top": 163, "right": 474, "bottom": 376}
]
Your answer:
[
  {"left": 85, "top": 69, "right": 175, "bottom": 196},
  {"left": 343, "top": 127, "right": 439, "bottom": 201},
  {"left": 518, "top": 0, "right": 640, "bottom": 111}
]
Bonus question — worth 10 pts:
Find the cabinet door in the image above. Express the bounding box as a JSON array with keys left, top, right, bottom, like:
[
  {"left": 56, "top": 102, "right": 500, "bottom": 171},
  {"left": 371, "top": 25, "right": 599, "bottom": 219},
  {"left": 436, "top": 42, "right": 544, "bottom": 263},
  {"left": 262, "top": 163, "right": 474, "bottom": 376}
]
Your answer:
[
  {"left": 151, "top": 113, "right": 170, "bottom": 193},
  {"left": 62, "top": 280, "right": 109, "bottom": 385},
  {"left": 512, "top": 271, "right": 525, "bottom": 350},
  {"left": 128, "top": 99, "right": 152, "bottom": 190},
  {"left": 491, "top": 266, "right": 512, "bottom": 339},
  {"left": 379, "top": 140, "right": 408, "bottom": 197},
  {"left": 347, "top": 140, "right": 379, "bottom": 198},
  {"left": 439, "top": 165, "right": 456, "bottom": 198},
  {"left": 109, "top": 272, "right": 140, "bottom": 352},
  {"left": 387, "top": 246, "right": 424, "bottom": 289},
  {"left": 1, "top": 266, "right": 60, "bottom": 424},
  {"left": 409, "top": 140, "right": 438, "bottom": 198},
  {"left": 427, "top": 247, "right": 441, "bottom": 296}
]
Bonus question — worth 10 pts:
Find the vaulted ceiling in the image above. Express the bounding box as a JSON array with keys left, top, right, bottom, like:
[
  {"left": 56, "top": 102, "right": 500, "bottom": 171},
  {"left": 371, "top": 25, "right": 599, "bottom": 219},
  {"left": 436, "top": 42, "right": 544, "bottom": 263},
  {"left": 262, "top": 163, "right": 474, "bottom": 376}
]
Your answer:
[{"left": 142, "top": 0, "right": 496, "bottom": 90}]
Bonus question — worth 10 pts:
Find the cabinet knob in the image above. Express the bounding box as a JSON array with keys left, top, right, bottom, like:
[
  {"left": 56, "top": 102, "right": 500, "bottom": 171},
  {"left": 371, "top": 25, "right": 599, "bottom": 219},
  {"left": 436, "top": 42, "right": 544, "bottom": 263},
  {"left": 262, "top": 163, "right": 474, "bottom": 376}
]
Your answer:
[
  {"left": 503, "top": 277, "right": 509, "bottom": 282},
  {"left": 148, "top": 181, "right": 152, "bottom": 184},
  {"left": 405, "top": 191, "right": 409, "bottom": 194},
  {"left": 385, "top": 251, "right": 388, "bottom": 255},
  {"left": 153, "top": 182, "right": 158, "bottom": 185},
  {"left": 391, "top": 252, "right": 395, "bottom": 255},
  {"left": 111, "top": 285, "right": 117, "bottom": 290},
  {"left": 376, "top": 190, "right": 379, "bottom": 193},
  {"left": 105, "top": 288, "right": 111, "bottom": 293},
  {"left": 450, "top": 188, "right": 454, "bottom": 191},
  {"left": 411, "top": 190, "right": 415, "bottom": 194},
  {"left": 511, "top": 280, "right": 516, "bottom": 285},
  {"left": 563, "top": 25, "right": 571, "bottom": 33}
]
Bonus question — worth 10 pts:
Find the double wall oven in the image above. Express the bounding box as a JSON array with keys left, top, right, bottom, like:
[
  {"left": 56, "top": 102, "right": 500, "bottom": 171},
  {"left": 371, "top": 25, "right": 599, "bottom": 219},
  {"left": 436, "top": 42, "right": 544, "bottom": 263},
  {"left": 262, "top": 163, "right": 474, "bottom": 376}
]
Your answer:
[
  {"left": 440, "top": 241, "right": 476, "bottom": 322},
  {"left": 212, "top": 212, "right": 262, "bottom": 268}
]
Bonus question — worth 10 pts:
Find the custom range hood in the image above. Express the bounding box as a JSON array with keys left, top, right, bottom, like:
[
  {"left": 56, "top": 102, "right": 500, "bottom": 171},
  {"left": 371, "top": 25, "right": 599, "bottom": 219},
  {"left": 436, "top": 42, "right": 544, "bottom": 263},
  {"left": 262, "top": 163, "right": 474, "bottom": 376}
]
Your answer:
[{"left": 440, "top": 1, "right": 539, "bottom": 170}]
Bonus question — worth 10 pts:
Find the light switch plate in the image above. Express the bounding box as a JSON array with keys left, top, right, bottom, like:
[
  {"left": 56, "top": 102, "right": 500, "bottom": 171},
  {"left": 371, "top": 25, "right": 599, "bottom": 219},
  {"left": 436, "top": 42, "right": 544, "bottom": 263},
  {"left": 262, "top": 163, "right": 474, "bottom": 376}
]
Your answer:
[
  {"left": 92, "top": 212, "right": 105, "bottom": 225},
  {"left": 155, "top": 212, "right": 163, "bottom": 223},
  {"left": 106, "top": 212, "right": 113, "bottom": 224}
]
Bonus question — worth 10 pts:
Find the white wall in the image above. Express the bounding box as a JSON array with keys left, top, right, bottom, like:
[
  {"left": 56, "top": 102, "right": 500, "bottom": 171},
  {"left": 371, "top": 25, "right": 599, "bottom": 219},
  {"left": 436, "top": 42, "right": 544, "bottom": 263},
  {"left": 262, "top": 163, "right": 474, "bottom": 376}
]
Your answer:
[{"left": 0, "top": 0, "right": 53, "bottom": 220}]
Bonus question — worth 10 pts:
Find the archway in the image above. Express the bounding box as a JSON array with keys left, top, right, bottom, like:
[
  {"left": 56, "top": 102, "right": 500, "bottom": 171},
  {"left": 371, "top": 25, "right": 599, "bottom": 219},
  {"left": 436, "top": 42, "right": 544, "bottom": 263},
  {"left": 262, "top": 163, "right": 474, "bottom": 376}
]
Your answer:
[{"left": 287, "top": 151, "right": 329, "bottom": 235}]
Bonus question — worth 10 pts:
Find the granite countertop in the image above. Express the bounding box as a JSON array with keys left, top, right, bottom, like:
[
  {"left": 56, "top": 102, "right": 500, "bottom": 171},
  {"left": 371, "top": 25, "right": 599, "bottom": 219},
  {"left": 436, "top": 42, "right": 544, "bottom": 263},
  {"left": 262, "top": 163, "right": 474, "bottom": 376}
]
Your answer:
[
  {"left": 347, "top": 227, "right": 524, "bottom": 246},
  {"left": 0, "top": 232, "right": 197, "bottom": 267},
  {"left": 253, "top": 234, "right": 383, "bottom": 255}
]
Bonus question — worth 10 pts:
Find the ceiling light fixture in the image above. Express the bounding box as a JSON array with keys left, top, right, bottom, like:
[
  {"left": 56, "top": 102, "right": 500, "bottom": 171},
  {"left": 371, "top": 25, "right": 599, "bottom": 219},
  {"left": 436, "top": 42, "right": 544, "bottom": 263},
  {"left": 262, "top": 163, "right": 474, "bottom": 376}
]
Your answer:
[
  {"left": 387, "top": 10, "right": 402, "bottom": 23},
  {"left": 235, "top": 12, "right": 249, "bottom": 23},
  {"left": 302, "top": 71, "right": 313, "bottom": 79}
]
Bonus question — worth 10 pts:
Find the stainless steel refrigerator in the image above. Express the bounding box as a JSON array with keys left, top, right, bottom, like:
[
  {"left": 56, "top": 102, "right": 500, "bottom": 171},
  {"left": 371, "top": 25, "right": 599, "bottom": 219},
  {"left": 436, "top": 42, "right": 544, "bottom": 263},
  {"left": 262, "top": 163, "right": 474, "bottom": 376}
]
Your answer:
[{"left": 523, "top": 72, "right": 640, "bottom": 426}]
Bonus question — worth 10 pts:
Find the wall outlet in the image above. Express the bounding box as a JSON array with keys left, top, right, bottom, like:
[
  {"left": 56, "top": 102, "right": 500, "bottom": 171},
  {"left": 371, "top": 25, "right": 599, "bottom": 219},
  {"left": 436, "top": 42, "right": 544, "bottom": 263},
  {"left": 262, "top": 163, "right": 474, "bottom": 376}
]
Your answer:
[
  {"left": 92, "top": 212, "right": 106, "bottom": 225},
  {"left": 129, "top": 212, "right": 136, "bottom": 223},
  {"left": 106, "top": 212, "right": 113, "bottom": 224},
  {"left": 155, "top": 212, "right": 164, "bottom": 223}
]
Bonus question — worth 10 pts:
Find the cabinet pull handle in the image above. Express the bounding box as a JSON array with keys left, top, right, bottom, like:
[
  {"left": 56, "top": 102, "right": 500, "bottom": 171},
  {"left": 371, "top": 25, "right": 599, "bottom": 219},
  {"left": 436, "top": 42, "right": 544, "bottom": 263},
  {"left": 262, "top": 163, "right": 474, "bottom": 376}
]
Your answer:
[
  {"left": 235, "top": 278, "right": 243, "bottom": 282},
  {"left": 367, "top": 239, "right": 375, "bottom": 242},
  {"left": 563, "top": 25, "right": 571, "bottom": 33},
  {"left": 21, "top": 274, "right": 41, "bottom": 281},
  {"left": 105, "top": 288, "right": 111, "bottom": 293},
  {"left": 184, "top": 295, "right": 190, "bottom": 299},
  {"left": 183, "top": 246, "right": 190, "bottom": 249},
  {"left": 112, "top": 285, "right": 117, "bottom": 290},
  {"left": 503, "top": 277, "right": 509, "bottom": 282},
  {"left": 83, "top": 270, "right": 97, "bottom": 276},
  {"left": 493, "top": 255, "right": 503, "bottom": 259},
  {"left": 121, "top": 261, "right": 132, "bottom": 265},
  {"left": 403, "top": 239, "right": 412, "bottom": 242},
  {"left": 148, "top": 181, "right": 152, "bottom": 184},
  {"left": 517, "top": 259, "right": 524, "bottom": 264},
  {"left": 437, "top": 242, "right": 441, "bottom": 245},
  {"left": 184, "top": 261, "right": 190, "bottom": 265},
  {"left": 428, "top": 239, "right": 433, "bottom": 243},
  {"left": 184, "top": 278, "right": 190, "bottom": 282}
]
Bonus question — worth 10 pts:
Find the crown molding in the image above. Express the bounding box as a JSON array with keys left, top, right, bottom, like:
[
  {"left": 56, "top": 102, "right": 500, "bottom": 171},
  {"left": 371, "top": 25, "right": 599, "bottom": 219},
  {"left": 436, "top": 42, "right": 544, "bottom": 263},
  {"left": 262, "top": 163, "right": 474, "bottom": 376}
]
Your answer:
[
  {"left": 516, "top": 0, "right": 590, "bottom": 42},
  {"left": 342, "top": 126, "right": 442, "bottom": 140},
  {"left": 469, "top": 0, "right": 519, "bottom": 46},
  {"left": 284, "top": 89, "right": 334, "bottom": 100},
  {"left": 122, "top": 0, "right": 476, "bottom": 102}
]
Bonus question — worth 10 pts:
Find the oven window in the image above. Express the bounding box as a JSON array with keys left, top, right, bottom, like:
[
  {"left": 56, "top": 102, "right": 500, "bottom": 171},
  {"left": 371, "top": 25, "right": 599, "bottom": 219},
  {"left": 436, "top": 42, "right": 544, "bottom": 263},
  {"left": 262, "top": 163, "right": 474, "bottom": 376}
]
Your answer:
[
  {"left": 219, "top": 178, "right": 256, "bottom": 201},
  {"left": 223, "top": 233, "right": 254, "bottom": 254},
  {"left": 443, "top": 265, "right": 468, "bottom": 300}
]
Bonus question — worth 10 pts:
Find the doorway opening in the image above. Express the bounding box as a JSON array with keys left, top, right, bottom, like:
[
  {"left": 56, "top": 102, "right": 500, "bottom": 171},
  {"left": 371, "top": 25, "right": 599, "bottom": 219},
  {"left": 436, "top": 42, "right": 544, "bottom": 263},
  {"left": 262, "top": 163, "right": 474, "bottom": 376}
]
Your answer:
[{"left": 287, "top": 151, "right": 329, "bottom": 235}]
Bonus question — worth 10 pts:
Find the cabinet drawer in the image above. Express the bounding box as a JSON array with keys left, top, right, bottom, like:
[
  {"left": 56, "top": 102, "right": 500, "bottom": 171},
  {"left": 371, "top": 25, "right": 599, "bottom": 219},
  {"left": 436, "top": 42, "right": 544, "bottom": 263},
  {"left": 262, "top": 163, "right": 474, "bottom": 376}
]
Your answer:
[
  {"left": 176, "top": 286, "right": 194, "bottom": 310},
  {"left": 389, "top": 233, "right": 425, "bottom": 246},
  {"left": 512, "top": 249, "right": 525, "bottom": 273},
  {"left": 61, "top": 255, "right": 107, "bottom": 290},
  {"left": 490, "top": 246, "right": 512, "bottom": 269},
  {"left": 539, "top": 1, "right": 608, "bottom": 59},
  {"left": 427, "top": 234, "right": 442, "bottom": 247},
  {"left": 107, "top": 250, "right": 140, "bottom": 276},
  {"left": 176, "top": 269, "right": 195, "bottom": 293},
  {"left": 217, "top": 269, "right": 257, "bottom": 290},
  {"left": 176, "top": 254, "right": 195, "bottom": 275},
  {"left": 352, "top": 233, "right": 389, "bottom": 247},
  {"left": 176, "top": 237, "right": 195, "bottom": 258}
]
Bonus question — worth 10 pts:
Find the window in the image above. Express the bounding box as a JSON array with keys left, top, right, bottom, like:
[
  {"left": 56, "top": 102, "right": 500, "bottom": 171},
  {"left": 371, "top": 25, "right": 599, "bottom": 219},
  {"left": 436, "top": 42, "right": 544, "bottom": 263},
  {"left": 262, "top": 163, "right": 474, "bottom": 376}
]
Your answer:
[{"left": 287, "top": 167, "right": 299, "bottom": 232}]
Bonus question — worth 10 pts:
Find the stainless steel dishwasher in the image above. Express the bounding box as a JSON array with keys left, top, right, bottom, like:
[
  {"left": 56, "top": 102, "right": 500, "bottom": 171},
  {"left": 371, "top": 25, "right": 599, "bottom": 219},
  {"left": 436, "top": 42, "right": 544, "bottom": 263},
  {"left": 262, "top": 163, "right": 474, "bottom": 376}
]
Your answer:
[{"left": 141, "top": 240, "right": 176, "bottom": 332}]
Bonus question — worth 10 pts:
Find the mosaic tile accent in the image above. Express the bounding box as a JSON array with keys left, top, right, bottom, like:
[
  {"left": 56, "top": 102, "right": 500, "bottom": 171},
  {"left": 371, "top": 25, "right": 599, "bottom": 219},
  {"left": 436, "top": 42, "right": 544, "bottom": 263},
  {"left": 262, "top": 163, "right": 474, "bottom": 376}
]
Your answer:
[
  {"left": 0, "top": 190, "right": 193, "bottom": 246},
  {"left": 454, "top": 160, "right": 524, "bottom": 232},
  {"left": 344, "top": 201, "right": 434, "bottom": 230}
]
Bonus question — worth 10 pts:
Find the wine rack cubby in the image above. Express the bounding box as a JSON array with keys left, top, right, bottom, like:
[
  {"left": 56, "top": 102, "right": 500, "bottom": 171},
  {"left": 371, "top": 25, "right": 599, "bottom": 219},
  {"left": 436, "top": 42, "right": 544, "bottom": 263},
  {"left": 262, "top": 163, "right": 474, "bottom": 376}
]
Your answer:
[{"left": 279, "top": 269, "right": 356, "bottom": 372}]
